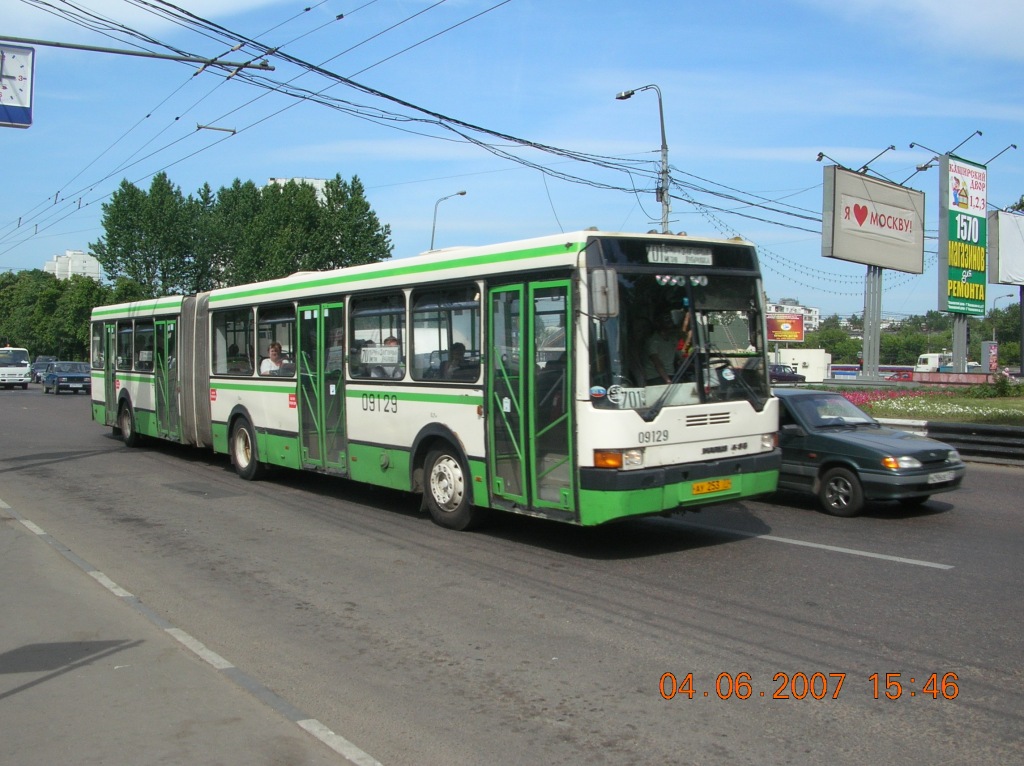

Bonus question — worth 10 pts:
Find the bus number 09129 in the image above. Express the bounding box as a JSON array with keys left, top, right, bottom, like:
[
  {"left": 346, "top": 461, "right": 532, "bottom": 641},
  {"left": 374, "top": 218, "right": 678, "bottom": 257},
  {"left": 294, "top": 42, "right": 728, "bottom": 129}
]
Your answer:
[
  {"left": 362, "top": 393, "right": 398, "bottom": 413},
  {"left": 638, "top": 430, "right": 669, "bottom": 444}
]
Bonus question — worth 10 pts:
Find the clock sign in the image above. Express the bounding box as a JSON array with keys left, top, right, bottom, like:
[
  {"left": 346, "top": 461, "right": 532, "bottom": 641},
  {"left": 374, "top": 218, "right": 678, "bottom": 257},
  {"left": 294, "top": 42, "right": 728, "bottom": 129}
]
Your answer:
[{"left": 1, "top": 45, "right": 35, "bottom": 129}]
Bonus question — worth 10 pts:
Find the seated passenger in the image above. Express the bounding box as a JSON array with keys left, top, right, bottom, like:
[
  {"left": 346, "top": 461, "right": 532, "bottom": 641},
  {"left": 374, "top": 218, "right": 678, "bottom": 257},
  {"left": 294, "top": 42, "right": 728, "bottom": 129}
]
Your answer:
[
  {"left": 260, "top": 342, "right": 290, "bottom": 375},
  {"left": 441, "top": 342, "right": 466, "bottom": 379}
]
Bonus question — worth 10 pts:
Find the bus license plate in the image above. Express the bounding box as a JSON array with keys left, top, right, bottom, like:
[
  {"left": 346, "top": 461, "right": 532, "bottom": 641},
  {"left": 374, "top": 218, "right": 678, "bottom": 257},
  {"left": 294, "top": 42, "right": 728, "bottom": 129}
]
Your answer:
[{"left": 692, "top": 478, "right": 732, "bottom": 495}]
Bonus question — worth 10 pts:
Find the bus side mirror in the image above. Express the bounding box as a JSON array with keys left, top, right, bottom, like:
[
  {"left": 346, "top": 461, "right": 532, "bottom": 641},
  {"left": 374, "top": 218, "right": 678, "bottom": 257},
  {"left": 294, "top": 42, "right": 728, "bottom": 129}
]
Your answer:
[{"left": 590, "top": 269, "right": 619, "bottom": 319}]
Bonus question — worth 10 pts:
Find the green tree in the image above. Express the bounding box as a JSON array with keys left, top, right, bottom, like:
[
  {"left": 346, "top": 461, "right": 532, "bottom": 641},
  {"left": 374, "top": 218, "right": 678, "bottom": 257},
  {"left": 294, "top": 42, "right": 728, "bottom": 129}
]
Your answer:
[
  {"left": 0, "top": 270, "right": 61, "bottom": 354},
  {"left": 91, "top": 172, "right": 393, "bottom": 295},
  {"left": 803, "top": 327, "right": 862, "bottom": 364},
  {"left": 313, "top": 175, "right": 392, "bottom": 270},
  {"left": 53, "top": 275, "right": 113, "bottom": 359},
  {"left": 90, "top": 173, "right": 192, "bottom": 298},
  {"left": 210, "top": 179, "right": 265, "bottom": 286}
]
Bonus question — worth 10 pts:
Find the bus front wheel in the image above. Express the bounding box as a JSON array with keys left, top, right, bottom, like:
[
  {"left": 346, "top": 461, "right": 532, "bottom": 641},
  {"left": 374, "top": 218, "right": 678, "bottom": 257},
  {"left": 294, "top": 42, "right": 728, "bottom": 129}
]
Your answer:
[
  {"left": 231, "top": 418, "right": 262, "bottom": 481},
  {"left": 424, "top": 447, "right": 483, "bottom": 530}
]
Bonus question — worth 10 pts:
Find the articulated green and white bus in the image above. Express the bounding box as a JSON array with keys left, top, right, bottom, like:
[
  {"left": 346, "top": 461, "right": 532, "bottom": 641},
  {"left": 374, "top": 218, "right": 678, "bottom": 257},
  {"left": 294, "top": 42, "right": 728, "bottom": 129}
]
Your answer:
[{"left": 90, "top": 230, "right": 780, "bottom": 529}]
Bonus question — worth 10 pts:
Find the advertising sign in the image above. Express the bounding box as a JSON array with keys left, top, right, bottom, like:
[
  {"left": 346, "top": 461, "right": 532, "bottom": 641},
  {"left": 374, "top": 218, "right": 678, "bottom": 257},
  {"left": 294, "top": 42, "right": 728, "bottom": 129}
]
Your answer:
[
  {"left": 767, "top": 313, "right": 805, "bottom": 343},
  {"left": 938, "top": 155, "right": 988, "bottom": 314},
  {"left": 821, "top": 166, "right": 925, "bottom": 273},
  {"left": 988, "top": 210, "right": 1024, "bottom": 286}
]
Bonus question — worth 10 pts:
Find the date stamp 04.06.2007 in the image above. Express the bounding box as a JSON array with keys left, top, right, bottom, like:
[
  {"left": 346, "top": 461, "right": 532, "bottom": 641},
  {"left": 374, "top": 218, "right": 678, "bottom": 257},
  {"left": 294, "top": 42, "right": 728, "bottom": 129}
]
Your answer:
[{"left": 659, "top": 672, "right": 960, "bottom": 701}]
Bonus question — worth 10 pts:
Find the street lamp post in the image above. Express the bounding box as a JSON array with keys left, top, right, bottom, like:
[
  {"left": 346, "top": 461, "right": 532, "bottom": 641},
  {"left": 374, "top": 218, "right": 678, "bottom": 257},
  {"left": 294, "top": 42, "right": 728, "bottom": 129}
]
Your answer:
[
  {"left": 992, "top": 293, "right": 1014, "bottom": 341},
  {"left": 430, "top": 190, "right": 466, "bottom": 250},
  {"left": 615, "top": 84, "right": 670, "bottom": 233}
]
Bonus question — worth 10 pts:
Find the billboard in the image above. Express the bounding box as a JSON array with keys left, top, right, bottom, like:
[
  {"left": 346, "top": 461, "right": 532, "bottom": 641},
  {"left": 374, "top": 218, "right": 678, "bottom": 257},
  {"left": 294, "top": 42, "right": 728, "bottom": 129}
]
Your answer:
[
  {"left": 0, "top": 45, "right": 35, "bottom": 129},
  {"left": 988, "top": 210, "right": 1024, "bottom": 286},
  {"left": 938, "top": 155, "right": 987, "bottom": 314},
  {"left": 767, "top": 313, "right": 805, "bottom": 343},
  {"left": 821, "top": 165, "right": 925, "bottom": 273}
]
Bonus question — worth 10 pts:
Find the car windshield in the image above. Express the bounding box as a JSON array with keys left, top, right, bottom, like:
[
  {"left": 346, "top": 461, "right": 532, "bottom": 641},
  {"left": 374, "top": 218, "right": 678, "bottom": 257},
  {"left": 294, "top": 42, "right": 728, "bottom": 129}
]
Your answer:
[
  {"left": 55, "top": 363, "right": 88, "bottom": 373},
  {"left": 787, "top": 394, "right": 876, "bottom": 428}
]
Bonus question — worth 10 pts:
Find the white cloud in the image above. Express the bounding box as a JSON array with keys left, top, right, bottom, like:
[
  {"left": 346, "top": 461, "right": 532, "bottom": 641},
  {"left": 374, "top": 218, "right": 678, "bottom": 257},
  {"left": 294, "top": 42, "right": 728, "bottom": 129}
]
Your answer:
[
  {"left": 6, "top": 1, "right": 289, "bottom": 36},
  {"left": 796, "top": 0, "right": 1024, "bottom": 61}
]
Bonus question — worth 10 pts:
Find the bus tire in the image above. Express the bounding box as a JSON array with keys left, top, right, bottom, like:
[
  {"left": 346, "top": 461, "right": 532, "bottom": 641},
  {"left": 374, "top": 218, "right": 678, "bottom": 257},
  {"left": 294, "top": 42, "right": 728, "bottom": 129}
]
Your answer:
[
  {"left": 424, "top": 447, "right": 480, "bottom": 530},
  {"left": 231, "top": 418, "right": 262, "bottom": 481},
  {"left": 119, "top": 402, "right": 141, "bottom": 448}
]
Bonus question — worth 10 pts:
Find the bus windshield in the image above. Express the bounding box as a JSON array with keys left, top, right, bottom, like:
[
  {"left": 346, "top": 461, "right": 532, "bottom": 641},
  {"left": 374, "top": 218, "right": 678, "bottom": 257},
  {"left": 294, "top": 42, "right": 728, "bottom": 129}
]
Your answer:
[{"left": 588, "top": 271, "right": 769, "bottom": 411}]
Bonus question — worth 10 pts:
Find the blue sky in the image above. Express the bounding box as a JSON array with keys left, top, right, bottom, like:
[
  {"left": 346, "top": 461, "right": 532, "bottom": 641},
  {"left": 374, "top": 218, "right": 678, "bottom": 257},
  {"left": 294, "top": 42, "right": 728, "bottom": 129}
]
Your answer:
[{"left": 3, "top": 0, "right": 1023, "bottom": 318}]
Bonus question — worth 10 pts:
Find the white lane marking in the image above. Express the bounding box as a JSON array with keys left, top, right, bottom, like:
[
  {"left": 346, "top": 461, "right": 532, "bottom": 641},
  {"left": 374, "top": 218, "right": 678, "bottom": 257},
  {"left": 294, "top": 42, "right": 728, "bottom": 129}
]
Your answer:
[
  {"left": 298, "top": 719, "right": 385, "bottom": 766},
  {"left": 20, "top": 519, "right": 46, "bottom": 535},
  {"left": 165, "top": 628, "right": 235, "bottom": 670},
  {"left": 89, "top": 570, "right": 136, "bottom": 597},
  {"left": 683, "top": 523, "right": 954, "bottom": 569}
]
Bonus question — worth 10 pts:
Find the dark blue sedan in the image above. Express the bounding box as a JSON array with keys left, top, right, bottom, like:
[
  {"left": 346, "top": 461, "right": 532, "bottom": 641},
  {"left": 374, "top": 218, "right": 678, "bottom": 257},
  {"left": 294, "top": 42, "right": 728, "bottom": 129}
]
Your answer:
[
  {"left": 42, "top": 361, "right": 92, "bottom": 395},
  {"left": 775, "top": 389, "right": 965, "bottom": 516}
]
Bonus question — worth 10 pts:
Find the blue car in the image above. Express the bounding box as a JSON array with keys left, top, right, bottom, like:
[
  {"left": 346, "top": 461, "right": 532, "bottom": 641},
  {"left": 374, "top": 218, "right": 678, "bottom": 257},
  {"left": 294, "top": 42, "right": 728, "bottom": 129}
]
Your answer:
[
  {"left": 42, "top": 361, "right": 92, "bottom": 395},
  {"left": 775, "top": 388, "right": 965, "bottom": 516}
]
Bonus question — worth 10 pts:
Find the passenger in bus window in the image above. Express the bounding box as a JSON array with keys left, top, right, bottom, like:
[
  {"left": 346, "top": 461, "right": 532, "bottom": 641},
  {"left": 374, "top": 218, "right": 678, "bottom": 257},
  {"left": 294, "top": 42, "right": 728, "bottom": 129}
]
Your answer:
[
  {"left": 375, "top": 336, "right": 404, "bottom": 378},
  {"left": 261, "top": 342, "right": 288, "bottom": 375},
  {"left": 441, "top": 342, "right": 466, "bottom": 378}
]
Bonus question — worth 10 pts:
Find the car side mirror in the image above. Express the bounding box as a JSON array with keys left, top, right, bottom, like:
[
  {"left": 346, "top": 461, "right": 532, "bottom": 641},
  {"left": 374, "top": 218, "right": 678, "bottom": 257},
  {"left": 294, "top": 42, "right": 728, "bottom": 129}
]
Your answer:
[{"left": 780, "top": 423, "right": 805, "bottom": 437}]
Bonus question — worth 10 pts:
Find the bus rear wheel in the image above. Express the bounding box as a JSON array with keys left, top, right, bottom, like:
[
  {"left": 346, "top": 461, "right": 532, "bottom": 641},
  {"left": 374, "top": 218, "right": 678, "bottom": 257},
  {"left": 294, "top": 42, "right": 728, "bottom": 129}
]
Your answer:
[
  {"left": 424, "top": 447, "right": 483, "bottom": 530},
  {"left": 119, "top": 402, "right": 141, "bottom": 448},
  {"left": 231, "top": 418, "right": 262, "bottom": 481}
]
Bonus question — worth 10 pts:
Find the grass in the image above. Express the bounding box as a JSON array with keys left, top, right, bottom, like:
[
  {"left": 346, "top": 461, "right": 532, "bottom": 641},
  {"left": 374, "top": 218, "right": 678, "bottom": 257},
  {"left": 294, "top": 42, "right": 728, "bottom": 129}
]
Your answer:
[{"left": 826, "top": 385, "right": 1024, "bottom": 426}]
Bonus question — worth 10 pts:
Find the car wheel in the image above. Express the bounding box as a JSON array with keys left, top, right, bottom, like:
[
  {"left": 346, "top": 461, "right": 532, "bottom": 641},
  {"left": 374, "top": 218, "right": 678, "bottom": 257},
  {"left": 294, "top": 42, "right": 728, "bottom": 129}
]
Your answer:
[
  {"left": 899, "top": 495, "right": 930, "bottom": 507},
  {"left": 53, "top": 384, "right": 60, "bottom": 395},
  {"left": 424, "top": 447, "right": 485, "bottom": 530},
  {"left": 119, "top": 402, "right": 141, "bottom": 448},
  {"left": 818, "top": 466, "right": 864, "bottom": 517},
  {"left": 231, "top": 418, "right": 262, "bottom": 481}
]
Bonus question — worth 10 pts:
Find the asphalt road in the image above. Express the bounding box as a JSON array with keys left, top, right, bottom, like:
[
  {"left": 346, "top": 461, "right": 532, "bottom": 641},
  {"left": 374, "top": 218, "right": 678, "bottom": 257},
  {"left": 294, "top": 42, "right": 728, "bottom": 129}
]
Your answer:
[{"left": 2, "top": 385, "right": 1022, "bottom": 765}]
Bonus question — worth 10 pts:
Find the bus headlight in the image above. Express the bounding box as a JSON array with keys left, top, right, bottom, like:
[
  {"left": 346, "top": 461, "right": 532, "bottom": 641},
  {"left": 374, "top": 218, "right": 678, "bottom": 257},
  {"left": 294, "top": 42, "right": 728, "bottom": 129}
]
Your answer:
[
  {"left": 762, "top": 433, "right": 777, "bottom": 451},
  {"left": 594, "top": 448, "right": 644, "bottom": 469}
]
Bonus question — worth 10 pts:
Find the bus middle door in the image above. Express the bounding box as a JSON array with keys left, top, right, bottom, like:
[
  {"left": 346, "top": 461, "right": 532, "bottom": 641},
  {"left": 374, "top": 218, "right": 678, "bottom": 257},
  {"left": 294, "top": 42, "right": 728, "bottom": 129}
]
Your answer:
[
  {"left": 154, "top": 319, "right": 180, "bottom": 440},
  {"left": 298, "top": 303, "right": 348, "bottom": 473}
]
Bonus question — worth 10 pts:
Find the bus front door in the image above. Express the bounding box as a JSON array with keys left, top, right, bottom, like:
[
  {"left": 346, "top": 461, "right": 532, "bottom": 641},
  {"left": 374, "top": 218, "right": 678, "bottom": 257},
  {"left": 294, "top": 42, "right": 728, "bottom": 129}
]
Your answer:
[
  {"left": 154, "top": 319, "right": 180, "bottom": 441},
  {"left": 487, "top": 281, "right": 575, "bottom": 517},
  {"left": 298, "top": 303, "right": 348, "bottom": 473}
]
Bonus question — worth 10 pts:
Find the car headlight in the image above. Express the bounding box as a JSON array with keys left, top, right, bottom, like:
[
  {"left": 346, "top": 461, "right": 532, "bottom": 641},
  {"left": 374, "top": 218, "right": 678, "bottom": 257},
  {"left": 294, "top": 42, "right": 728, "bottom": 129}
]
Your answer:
[
  {"left": 947, "top": 449, "right": 961, "bottom": 463},
  {"left": 881, "top": 456, "right": 922, "bottom": 470}
]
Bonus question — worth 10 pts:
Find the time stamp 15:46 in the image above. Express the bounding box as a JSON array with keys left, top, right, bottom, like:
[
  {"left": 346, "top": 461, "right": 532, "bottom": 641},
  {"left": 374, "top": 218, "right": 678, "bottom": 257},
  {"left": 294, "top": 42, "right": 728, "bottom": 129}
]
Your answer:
[{"left": 659, "top": 672, "right": 960, "bottom": 701}]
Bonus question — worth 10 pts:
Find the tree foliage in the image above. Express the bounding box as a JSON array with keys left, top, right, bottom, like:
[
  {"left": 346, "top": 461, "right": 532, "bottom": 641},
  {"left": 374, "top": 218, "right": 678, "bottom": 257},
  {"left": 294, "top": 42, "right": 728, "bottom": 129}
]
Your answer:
[
  {"left": 805, "top": 307, "right": 1020, "bottom": 368},
  {"left": 0, "top": 270, "right": 114, "bottom": 359},
  {"left": 90, "top": 173, "right": 392, "bottom": 297}
]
